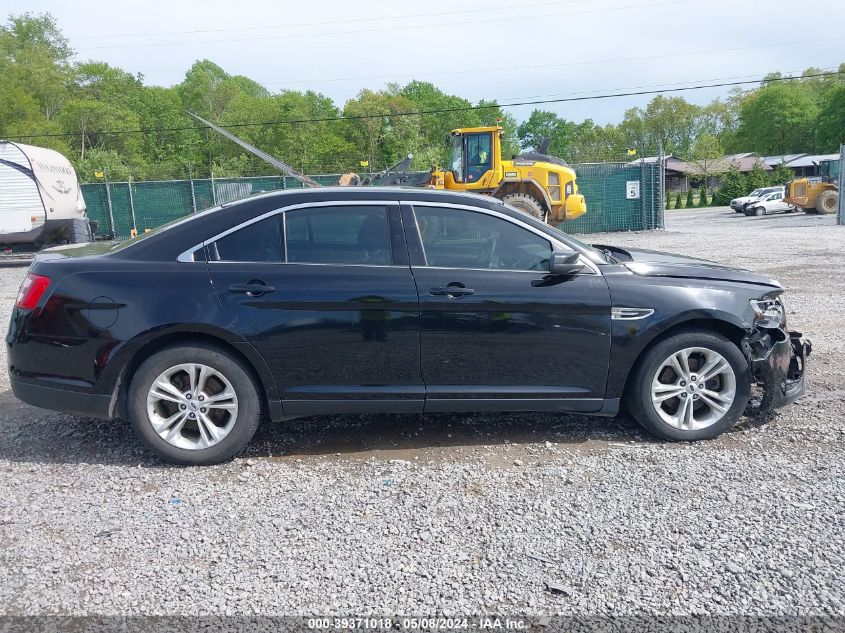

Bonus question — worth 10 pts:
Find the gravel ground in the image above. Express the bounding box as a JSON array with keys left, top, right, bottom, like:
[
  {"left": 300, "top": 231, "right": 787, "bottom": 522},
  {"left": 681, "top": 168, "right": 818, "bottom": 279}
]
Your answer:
[{"left": 1, "top": 207, "right": 843, "bottom": 618}]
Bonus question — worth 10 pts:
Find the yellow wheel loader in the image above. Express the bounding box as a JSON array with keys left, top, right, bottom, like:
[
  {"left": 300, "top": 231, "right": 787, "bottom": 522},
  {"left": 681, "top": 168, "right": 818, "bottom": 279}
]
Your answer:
[
  {"left": 784, "top": 177, "right": 839, "bottom": 214},
  {"left": 784, "top": 158, "right": 840, "bottom": 215},
  {"left": 427, "top": 126, "right": 587, "bottom": 223},
  {"left": 187, "top": 113, "right": 588, "bottom": 224}
]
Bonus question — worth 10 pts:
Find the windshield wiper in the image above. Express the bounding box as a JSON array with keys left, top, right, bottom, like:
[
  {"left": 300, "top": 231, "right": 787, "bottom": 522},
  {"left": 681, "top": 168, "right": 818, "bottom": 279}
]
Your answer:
[{"left": 600, "top": 248, "right": 619, "bottom": 264}]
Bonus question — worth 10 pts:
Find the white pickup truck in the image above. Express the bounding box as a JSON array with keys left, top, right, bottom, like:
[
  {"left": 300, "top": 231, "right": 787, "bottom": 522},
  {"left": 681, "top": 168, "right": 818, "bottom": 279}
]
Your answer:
[
  {"left": 744, "top": 190, "right": 795, "bottom": 216},
  {"left": 730, "top": 186, "right": 785, "bottom": 213}
]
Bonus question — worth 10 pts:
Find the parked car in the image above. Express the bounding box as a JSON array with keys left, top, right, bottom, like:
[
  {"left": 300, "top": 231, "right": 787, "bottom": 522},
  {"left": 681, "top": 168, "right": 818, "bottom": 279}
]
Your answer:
[
  {"left": 744, "top": 191, "right": 795, "bottom": 216},
  {"left": 7, "top": 188, "right": 811, "bottom": 465},
  {"left": 730, "top": 186, "right": 785, "bottom": 213}
]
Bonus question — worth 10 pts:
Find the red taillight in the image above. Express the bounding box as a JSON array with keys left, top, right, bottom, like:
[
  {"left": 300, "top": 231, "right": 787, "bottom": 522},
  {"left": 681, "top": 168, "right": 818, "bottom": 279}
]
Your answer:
[{"left": 16, "top": 273, "right": 51, "bottom": 309}]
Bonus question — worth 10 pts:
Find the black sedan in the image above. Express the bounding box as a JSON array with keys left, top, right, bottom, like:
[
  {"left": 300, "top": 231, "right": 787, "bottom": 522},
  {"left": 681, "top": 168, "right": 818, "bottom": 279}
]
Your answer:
[{"left": 7, "top": 188, "right": 810, "bottom": 465}]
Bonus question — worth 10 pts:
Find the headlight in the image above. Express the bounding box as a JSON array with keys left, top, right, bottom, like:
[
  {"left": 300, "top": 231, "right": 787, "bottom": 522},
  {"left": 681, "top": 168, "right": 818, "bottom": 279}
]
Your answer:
[{"left": 750, "top": 298, "right": 786, "bottom": 328}]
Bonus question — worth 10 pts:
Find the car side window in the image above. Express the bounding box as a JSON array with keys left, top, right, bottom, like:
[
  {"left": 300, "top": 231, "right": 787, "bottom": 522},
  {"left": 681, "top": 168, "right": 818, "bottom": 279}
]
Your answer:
[
  {"left": 212, "top": 214, "right": 283, "bottom": 262},
  {"left": 414, "top": 206, "right": 552, "bottom": 271},
  {"left": 285, "top": 205, "right": 391, "bottom": 265}
]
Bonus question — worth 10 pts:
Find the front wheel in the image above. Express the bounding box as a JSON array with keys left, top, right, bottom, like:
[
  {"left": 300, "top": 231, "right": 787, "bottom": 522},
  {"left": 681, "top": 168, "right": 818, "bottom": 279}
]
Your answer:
[
  {"left": 626, "top": 330, "right": 751, "bottom": 441},
  {"left": 128, "top": 344, "right": 262, "bottom": 465},
  {"left": 499, "top": 192, "right": 547, "bottom": 222},
  {"left": 753, "top": 206, "right": 764, "bottom": 216}
]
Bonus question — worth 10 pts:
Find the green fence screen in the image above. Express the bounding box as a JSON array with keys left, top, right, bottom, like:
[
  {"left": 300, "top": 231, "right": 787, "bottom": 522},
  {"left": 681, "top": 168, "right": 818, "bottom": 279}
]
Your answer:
[{"left": 80, "top": 163, "right": 663, "bottom": 240}]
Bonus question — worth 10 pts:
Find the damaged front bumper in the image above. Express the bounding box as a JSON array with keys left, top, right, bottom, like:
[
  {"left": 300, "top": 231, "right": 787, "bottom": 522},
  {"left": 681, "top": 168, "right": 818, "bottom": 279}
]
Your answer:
[{"left": 744, "top": 328, "right": 811, "bottom": 409}]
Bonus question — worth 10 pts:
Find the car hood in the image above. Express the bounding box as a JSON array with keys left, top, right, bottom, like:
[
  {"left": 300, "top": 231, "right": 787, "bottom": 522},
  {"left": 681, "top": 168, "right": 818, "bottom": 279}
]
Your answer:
[{"left": 594, "top": 245, "right": 782, "bottom": 288}]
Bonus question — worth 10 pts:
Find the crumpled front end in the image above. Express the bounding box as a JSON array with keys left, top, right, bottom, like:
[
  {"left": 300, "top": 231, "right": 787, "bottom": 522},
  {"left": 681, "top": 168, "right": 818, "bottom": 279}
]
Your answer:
[{"left": 743, "top": 303, "right": 811, "bottom": 410}]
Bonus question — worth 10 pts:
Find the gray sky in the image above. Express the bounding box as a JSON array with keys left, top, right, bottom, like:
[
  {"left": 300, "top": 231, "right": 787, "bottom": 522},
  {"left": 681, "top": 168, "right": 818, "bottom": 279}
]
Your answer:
[{"left": 9, "top": 0, "right": 845, "bottom": 124}]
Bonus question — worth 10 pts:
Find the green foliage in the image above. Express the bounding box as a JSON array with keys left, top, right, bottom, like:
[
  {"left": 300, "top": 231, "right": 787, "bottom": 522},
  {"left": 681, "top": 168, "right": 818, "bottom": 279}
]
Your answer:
[
  {"left": 734, "top": 83, "right": 819, "bottom": 154},
  {"left": 768, "top": 163, "right": 794, "bottom": 187},
  {"left": 815, "top": 84, "right": 845, "bottom": 153},
  {"left": 1, "top": 12, "right": 843, "bottom": 185},
  {"left": 685, "top": 190, "right": 694, "bottom": 208},
  {"left": 517, "top": 109, "right": 576, "bottom": 156},
  {"left": 745, "top": 162, "right": 770, "bottom": 190},
  {"left": 675, "top": 192, "right": 683, "bottom": 209},
  {"left": 698, "top": 187, "right": 708, "bottom": 207},
  {"left": 714, "top": 164, "right": 746, "bottom": 205}
]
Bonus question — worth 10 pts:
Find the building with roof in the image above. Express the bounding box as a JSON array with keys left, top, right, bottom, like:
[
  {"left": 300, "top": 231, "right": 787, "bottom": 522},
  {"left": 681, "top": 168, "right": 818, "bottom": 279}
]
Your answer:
[{"left": 631, "top": 153, "right": 770, "bottom": 192}]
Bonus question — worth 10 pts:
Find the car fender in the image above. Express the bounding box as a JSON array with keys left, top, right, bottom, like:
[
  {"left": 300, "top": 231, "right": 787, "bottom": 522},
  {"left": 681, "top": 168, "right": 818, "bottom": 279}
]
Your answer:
[{"left": 102, "top": 322, "right": 281, "bottom": 419}]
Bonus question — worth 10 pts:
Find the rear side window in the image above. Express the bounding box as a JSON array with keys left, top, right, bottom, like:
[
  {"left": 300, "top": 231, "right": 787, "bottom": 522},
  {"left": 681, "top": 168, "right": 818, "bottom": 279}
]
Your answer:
[
  {"left": 285, "top": 206, "right": 391, "bottom": 265},
  {"left": 212, "top": 214, "right": 283, "bottom": 262}
]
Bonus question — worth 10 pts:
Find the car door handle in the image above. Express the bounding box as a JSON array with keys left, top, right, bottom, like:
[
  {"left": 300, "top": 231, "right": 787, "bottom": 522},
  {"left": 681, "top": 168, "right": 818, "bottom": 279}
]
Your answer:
[
  {"left": 430, "top": 286, "right": 475, "bottom": 297},
  {"left": 228, "top": 283, "right": 275, "bottom": 296}
]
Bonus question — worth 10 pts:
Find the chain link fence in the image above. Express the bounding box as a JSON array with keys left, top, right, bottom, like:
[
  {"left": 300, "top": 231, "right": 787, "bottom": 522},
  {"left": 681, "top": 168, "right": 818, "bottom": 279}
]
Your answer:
[{"left": 80, "top": 162, "right": 664, "bottom": 239}]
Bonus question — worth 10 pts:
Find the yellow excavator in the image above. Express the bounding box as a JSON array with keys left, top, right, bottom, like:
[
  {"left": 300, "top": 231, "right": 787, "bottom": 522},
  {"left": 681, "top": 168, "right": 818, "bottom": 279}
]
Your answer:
[{"left": 187, "top": 112, "right": 587, "bottom": 225}]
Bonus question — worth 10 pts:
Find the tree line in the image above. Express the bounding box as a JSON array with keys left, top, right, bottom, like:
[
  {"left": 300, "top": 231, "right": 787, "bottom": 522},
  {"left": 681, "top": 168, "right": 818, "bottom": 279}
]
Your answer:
[{"left": 2, "top": 13, "right": 844, "bottom": 184}]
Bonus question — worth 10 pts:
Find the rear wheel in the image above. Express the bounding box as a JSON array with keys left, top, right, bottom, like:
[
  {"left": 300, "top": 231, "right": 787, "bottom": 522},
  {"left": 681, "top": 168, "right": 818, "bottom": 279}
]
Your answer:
[
  {"left": 815, "top": 190, "right": 838, "bottom": 215},
  {"left": 626, "top": 330, "right": 751, "bottom": 441},
  {"left": 128, "top": 344, "right": 262, "bottom": 465},
  {"left": 500, "top": 192, "right": 547, "bottom": 221},
  {"left": 67, "top": 218, "right": 93, "bottom": 244}
]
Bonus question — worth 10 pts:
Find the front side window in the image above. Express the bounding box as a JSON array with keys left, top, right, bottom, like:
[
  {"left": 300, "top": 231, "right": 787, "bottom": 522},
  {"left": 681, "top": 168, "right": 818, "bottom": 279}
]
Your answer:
[
  {"left": 285, "top": 205, "right": 391, "bottom": 265},
  {"left": 449, "top": 135, "right": 464, "bottom": 183},
  {"left": 212, "top": 214, "right": 283, "bottom": 262},
  {"left": 414, "top": 206, "right": 552, "bottom": 271},
  {"left": 465, "top": 133, "right": 492, "bottom": 182}
]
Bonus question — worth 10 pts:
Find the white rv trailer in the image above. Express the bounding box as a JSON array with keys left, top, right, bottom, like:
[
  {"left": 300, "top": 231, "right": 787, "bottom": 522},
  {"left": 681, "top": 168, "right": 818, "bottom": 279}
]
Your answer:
[{"left": 0, "top": 141, "right": 92, "bottom": 245}]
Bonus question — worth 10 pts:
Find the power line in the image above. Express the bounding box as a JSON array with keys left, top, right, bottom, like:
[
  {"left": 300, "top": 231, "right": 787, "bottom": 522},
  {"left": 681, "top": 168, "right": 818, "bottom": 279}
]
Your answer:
[
  {"left": 268, "top": 36, "right": 845, "bottom": 86},
  {"left": 496, "top": 66, "right": 842, "bottom": 103},
  {"left": 75, "top": 0, "right": 690, "bottom": 50},
  {"left": 67, "top": 0, "right": 593, "bottom": 40},
  {"left": 11, "top": 70, "right": 844, "bottom": 141}
]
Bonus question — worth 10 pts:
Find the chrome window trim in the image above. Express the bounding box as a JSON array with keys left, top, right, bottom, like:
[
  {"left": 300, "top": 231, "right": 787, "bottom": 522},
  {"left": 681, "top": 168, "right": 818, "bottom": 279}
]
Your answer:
[
  {"left": 406, "top": 200, "right": 601, "bottom": 275},
  {"left": 177, "top": 199, "right": 401, "bottom": 265},
  {"left": 611, "top": 307, "right": 655, "bottom": 320}
]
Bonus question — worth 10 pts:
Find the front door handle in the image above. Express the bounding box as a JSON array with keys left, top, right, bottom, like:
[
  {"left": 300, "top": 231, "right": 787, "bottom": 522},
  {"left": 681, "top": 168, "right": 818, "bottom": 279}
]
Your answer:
[
  {"left": 430, "top": 285, "right": 475, "bottom": 297},
  {"left": 228, "top": 282, "right": 276, "bottom": 297}
]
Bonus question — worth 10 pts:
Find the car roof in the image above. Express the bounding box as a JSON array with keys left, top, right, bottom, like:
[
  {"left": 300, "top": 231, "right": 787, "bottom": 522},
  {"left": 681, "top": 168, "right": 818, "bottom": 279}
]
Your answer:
[
  {"left": 111, "top": 186, "right": 524, "bottom": 262},
  {"left": 221, "top": 186, "right": 507, "bottom": 207}
]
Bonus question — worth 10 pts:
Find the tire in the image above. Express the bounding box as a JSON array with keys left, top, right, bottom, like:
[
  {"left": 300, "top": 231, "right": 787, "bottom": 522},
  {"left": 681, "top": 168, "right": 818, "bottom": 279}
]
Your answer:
[
  {"left": 500, "top": 192, "right": 546, "bottom": 221},
  {"left": 128, "top": 344, "right": 262, "bottom": 465},
  {"left": 753, "top": 206, "right": 764, "bottom": 216},
  {"left": 626, "top": 330, "right": 751, "bottom": 441},
  {"left": 68, "top": 218, "right": 93, "bottom": 244},
  {"left": 815, "top": 190, "right": 838, "bottom": 215}
]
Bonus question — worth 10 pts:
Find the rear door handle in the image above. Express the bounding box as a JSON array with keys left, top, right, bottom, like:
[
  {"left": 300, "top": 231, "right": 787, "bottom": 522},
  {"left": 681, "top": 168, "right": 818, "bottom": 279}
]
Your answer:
[
  {"left": 430, "top": 286, "right": 475, "bottom": 297},
  {"left": 228, "top": 283, "right": 275, "bottom": 296}
]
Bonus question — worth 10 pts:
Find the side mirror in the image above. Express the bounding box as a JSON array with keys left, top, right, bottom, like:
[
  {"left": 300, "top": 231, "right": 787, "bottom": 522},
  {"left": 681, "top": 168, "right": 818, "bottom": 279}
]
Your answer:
[{"left": 549, "top": 251, "right": 584, "bottom": 275}]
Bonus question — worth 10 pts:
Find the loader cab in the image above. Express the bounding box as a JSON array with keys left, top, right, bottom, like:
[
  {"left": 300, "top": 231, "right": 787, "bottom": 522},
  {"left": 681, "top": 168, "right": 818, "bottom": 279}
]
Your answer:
[{"left": 446, "top": 126, "right": 501, "bottom": 190}]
